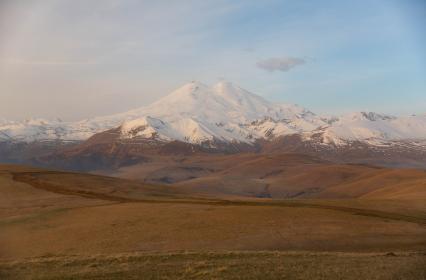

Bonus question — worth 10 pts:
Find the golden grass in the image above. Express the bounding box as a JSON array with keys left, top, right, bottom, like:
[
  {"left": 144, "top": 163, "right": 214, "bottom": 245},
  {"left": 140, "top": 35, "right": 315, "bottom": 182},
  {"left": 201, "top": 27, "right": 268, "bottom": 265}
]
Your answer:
[
  {"left": 1, "top": 164, "right": 426, "bottom": 279},
  {"left": 1, "top": 251, "right": 425, "bottom": 280}
]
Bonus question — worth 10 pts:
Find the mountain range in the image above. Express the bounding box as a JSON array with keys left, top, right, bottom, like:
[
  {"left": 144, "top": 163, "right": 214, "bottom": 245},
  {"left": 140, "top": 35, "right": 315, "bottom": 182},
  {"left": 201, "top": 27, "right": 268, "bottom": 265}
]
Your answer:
[{"left": 1, "top": 81, "right": 425, "bottom": 169}]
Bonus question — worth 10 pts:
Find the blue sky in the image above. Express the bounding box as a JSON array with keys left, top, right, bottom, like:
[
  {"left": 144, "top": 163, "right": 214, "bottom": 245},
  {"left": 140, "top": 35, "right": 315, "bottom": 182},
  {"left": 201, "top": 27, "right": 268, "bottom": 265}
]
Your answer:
[{"left": 0, "top": 0, "right": 425, "bottom": 120}]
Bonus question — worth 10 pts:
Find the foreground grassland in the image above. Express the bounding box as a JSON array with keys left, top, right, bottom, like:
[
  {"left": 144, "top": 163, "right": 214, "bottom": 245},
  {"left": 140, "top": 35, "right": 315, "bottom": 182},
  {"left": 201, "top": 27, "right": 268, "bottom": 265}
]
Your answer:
[
  {"left": 1, "top": 251, "right": 425, "bottom": 280},
  {"left": 0, "top": 165, "right": 425, "bottom": 279}
]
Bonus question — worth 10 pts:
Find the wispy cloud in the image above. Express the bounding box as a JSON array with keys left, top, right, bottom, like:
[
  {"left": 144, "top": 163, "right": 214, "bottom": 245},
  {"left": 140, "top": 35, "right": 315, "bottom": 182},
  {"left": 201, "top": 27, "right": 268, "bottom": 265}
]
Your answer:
[{"left": 256, "top": 57, "right": 306, "bottom": 72}]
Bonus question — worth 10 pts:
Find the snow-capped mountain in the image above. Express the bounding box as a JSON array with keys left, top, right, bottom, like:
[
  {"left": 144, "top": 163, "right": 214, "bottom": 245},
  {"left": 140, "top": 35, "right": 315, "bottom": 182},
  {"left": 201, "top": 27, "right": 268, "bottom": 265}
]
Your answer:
[
  {"left": 0, "top": 81, "right": 425, "bottom": 148},
  {"left": 314, "top": 112, "right": 426, "bottom": 146},
  {"left": 0, "top": 118, "right": 114, "bottom": 142},
  {"left": 117, "top": 81, "right": 326, "bottom": 144}
]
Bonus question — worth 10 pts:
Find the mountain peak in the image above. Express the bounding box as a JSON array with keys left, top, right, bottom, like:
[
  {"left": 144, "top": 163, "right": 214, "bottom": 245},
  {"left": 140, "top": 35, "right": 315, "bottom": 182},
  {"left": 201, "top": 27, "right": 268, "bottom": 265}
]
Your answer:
[
  {"left": 175, "top": 80, "right": 209, "bottom": 94},
  {"left": 154, "top": 81, "right": 210, "bottom": 104},
  {"left": 214, "top": 80, "right": 238, "bottom": 89},
  {"left": 186, "top": 80, "right": 209, "bottom": 89},
  {"left": 213, "top": 80, "right": 248, "bottom": 98}
]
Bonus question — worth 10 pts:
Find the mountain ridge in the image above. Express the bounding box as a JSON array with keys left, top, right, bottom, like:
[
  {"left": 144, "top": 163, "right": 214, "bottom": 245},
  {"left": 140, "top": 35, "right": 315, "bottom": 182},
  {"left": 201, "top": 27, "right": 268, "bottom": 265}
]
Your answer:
[{"left": 0, "top": 81, "right": 425, "bottom": 150}]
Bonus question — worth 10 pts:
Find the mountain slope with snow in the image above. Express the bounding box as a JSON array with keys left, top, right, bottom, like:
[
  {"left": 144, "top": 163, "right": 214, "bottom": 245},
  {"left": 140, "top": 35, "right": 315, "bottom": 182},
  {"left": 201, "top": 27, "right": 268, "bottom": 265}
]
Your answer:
[
  {"left": 315, "top": 112, "right": 426, "bottom": 146},
  {"left": 116, "top": 81, "right": 326, "bottom": 144},
  {"left": 0, "top": 81, "right": 425, "bottom": 148}
]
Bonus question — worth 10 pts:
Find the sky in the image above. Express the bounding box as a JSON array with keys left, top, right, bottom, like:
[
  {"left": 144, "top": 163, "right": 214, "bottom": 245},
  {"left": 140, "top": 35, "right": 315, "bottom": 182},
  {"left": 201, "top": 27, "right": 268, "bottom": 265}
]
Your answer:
[{"left": 0, "top": 0, "right": 425, "bottom": 121}]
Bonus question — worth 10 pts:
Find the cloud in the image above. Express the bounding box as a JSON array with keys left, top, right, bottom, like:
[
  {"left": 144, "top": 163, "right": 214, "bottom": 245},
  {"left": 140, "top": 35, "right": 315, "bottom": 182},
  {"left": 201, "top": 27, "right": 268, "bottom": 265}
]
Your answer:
[{"left": 256, "top": 57, "right": 306, "bottom": 72}]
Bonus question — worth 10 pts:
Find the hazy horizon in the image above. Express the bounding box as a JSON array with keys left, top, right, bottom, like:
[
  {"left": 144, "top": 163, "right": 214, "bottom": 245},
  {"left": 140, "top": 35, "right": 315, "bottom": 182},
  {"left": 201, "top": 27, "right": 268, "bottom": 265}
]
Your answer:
[{"left": 1, "top": 0, "right": 425, "bottom": 121}]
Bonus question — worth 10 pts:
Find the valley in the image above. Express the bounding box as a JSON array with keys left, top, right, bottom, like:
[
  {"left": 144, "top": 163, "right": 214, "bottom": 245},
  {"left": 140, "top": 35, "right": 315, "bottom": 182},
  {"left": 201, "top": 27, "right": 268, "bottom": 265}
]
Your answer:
[{"left": 99, "top": 153, "right": 426, "bottom": 199}]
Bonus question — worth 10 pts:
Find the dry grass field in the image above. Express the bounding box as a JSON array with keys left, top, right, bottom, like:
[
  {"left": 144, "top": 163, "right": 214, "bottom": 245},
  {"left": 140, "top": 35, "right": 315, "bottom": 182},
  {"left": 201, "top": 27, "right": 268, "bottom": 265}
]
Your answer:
[
  {"left": 1, "top": 251, "right": 425, "bottom": 280},
  {"left": 106, "top": 153, "right": 426, "bottom": 199},
  {"left": 0, "top": 163, "right": 425, "bottom": 279}
]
